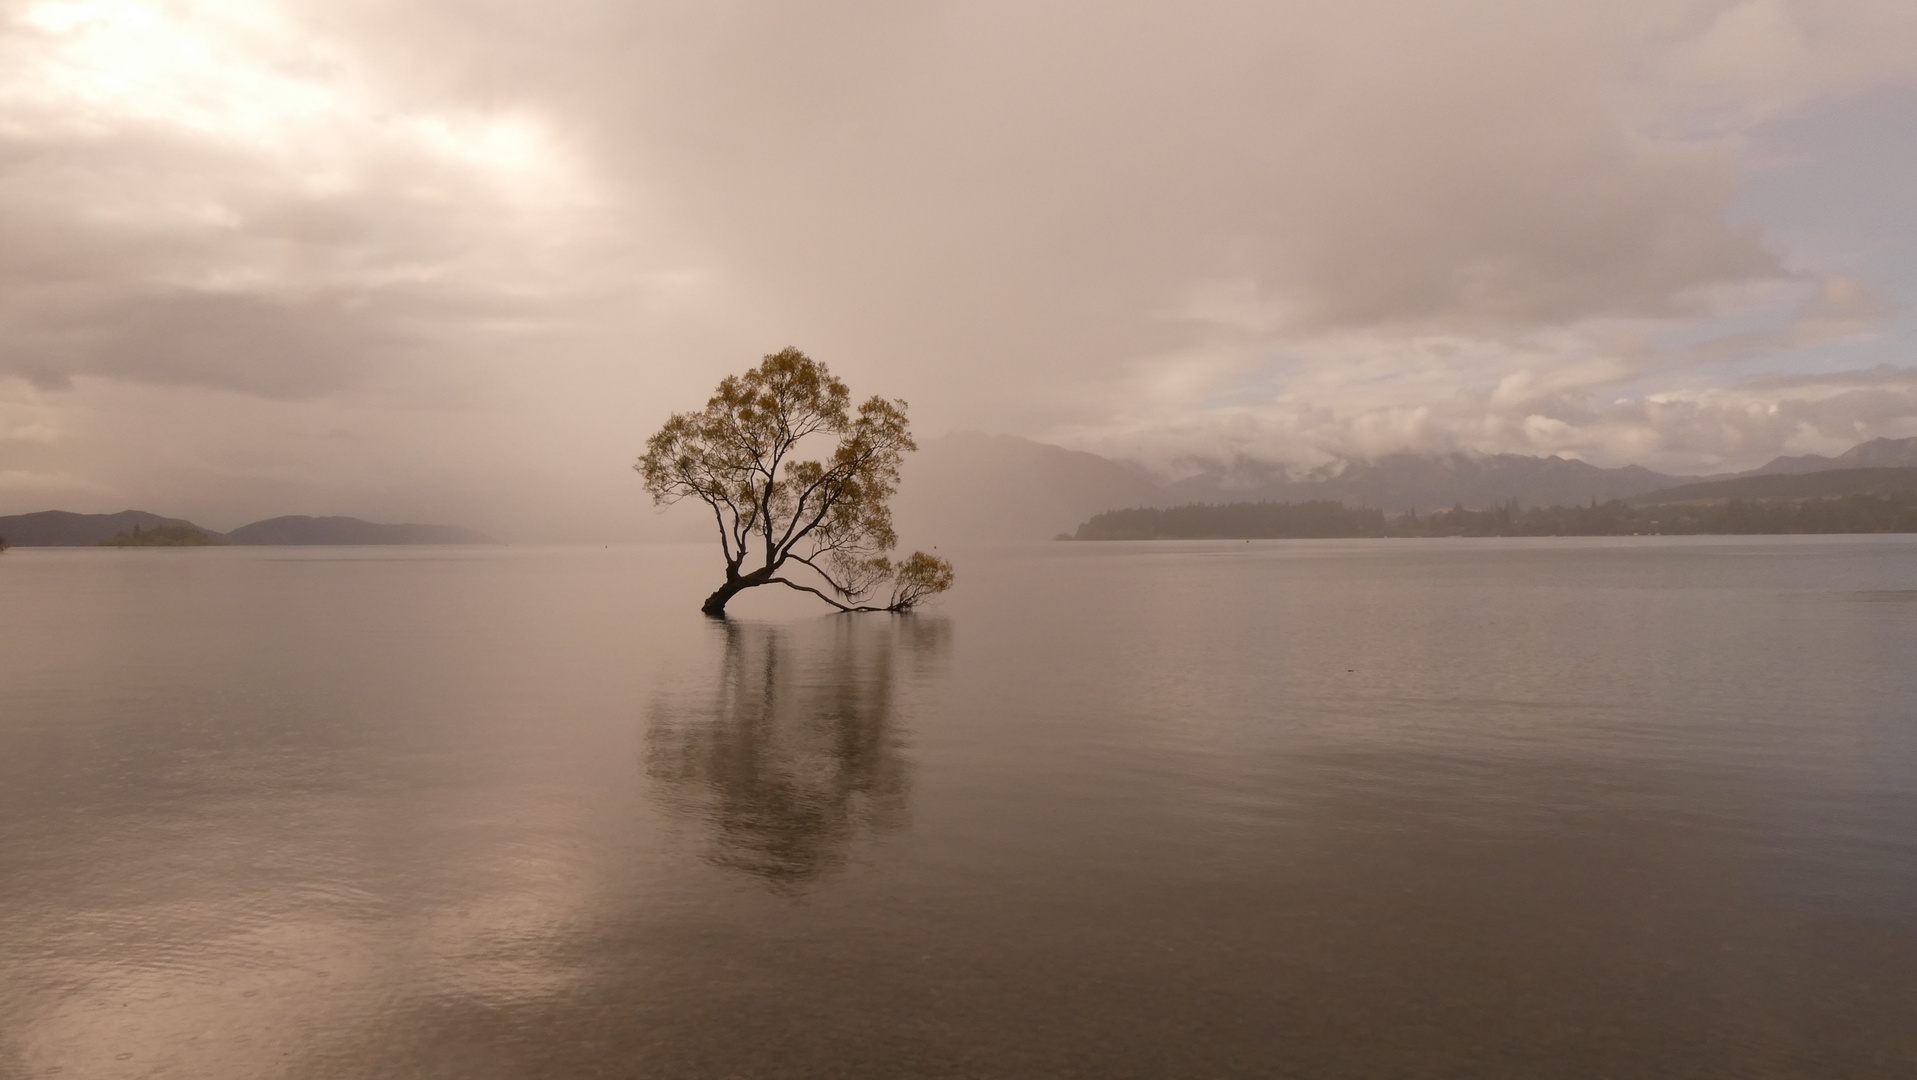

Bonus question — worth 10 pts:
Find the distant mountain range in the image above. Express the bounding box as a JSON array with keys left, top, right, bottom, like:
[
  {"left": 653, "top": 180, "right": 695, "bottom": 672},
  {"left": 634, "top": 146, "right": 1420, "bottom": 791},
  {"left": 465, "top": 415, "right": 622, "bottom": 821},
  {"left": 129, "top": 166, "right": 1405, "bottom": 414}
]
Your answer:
[
  {"left": 1164, "top": 452, "right": 1683, "bottom": 512},
  {"left": 0, "top": 511, "right": 497, "bottom": 547},
  {"left": 893, "top": 432, "right": 1166, "bottom": 546},
  {"left": 893, "top": 433, "right": 1917, "bottom": 543},
  {"left": 224, "top": 516, "right": 497, "bottom": 545},
  {"left": 0, "top": 510, "right": 215, "bottom": 547},
  {"left": 1163, "top": 437, "right": 1917, "bottom": 511},
  {"left": 1737, "top": 437, "right": 1917, "bottom": 476},
  {"left": 1631, "top": 466, "right": 1917, "bottom": 506}
]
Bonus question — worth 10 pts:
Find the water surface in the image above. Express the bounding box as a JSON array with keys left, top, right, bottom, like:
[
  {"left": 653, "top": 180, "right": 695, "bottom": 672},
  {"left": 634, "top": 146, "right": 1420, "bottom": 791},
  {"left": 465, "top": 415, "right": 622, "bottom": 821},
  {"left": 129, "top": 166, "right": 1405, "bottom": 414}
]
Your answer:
[{"left": 2, "top": 538, "right": 1915, "bottom": 1078}]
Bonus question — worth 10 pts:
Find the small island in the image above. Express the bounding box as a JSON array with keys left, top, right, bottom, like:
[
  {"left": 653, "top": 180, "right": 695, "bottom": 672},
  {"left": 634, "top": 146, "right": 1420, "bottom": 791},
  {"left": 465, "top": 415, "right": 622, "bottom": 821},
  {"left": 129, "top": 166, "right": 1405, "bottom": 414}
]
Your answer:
[{"left": 96, "top": 525, "right": 220, "bottom": 547}]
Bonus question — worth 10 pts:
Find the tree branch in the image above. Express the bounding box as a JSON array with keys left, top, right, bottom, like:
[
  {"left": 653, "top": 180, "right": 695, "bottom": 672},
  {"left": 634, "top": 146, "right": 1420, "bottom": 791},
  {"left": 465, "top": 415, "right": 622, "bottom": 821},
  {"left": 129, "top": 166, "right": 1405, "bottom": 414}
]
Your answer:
[
  {"left": 709, "top": 500, "right": 735, "bottom": 566},
  {"left": 786, "top": 553, "right": 861, "bottom": 599},
  {"left": 768, "top": 577, "right": 890, "bottom": 613},
  {"left": 760, "top": 438, "right": 792, "bottom": 570}
]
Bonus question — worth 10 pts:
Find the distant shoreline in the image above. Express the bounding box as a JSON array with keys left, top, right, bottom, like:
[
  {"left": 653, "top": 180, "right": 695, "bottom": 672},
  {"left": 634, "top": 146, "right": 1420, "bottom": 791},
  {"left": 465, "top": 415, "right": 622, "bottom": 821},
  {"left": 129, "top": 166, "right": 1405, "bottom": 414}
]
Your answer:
[
  {"left": 1067, "top": 493, "right": 1917, "bottom": 541},
  {"left": 0, "top": 511, "right": 498, "bottom": 548}
]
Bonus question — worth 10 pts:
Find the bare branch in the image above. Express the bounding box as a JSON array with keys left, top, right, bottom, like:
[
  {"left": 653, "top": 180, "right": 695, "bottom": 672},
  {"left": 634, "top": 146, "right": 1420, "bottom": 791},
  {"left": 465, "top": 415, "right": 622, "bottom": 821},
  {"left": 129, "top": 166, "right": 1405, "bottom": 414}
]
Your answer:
[{"left": 767, "top": 578, "right": 893, "bottom": 613}]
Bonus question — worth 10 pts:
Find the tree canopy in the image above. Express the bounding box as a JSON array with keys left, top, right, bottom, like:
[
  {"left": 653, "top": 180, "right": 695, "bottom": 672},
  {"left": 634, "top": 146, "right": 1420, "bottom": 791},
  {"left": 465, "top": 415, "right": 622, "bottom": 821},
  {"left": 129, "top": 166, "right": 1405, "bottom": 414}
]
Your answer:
[{"left": 638, "top": 348, "right": 954, "bottom": 616}]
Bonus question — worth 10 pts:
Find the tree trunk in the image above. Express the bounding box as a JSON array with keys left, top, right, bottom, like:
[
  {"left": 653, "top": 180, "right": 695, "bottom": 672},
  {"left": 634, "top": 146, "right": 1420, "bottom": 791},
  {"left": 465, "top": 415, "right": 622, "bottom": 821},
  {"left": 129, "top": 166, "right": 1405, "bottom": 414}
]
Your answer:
[
  {"left": 701, "top": 567, "right": 770, "bottom": 617},
  {"left": 700, "top": 581, "right": 743, "bottom": 617}
]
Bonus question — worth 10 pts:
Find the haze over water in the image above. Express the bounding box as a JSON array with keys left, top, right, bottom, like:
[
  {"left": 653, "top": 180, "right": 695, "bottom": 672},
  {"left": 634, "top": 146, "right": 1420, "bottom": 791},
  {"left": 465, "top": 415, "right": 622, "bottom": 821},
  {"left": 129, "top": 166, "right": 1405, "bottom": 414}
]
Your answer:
[{"left": 3, "top": 538, "right": 1915, "bottom": 1078}]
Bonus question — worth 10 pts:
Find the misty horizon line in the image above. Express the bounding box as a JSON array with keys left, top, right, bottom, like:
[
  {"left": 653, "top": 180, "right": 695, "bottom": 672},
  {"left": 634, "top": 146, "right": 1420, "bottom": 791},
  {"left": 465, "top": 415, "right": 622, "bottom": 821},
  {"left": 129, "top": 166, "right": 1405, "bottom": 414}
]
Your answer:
[{"left": 8, "top": 431, "right": 1915, "bottom": 547}]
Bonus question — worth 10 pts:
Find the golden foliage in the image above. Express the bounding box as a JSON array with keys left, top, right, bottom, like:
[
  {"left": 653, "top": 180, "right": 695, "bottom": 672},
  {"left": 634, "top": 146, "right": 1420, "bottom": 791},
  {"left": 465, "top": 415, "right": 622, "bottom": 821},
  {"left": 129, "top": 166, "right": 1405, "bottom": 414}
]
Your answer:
[{"left": 638, "top": 348, "right": 953, "bottom": 614}]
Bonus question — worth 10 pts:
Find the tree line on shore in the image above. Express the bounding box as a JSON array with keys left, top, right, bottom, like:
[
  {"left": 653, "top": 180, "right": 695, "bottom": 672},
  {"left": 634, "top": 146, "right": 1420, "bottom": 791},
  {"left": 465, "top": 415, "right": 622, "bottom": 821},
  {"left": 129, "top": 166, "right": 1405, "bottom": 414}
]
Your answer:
[
  {"left": 1070, "top": 494, "right": 1917, "bottom": 540},
  {"left": 96, "top": 525, "right": 219, "bottom": 547}
]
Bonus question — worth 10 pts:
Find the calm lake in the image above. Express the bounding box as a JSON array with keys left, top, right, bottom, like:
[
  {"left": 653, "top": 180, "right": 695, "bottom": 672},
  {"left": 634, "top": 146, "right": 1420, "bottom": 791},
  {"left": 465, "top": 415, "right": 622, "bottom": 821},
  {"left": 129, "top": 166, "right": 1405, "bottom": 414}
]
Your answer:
[{"left": 3, "top": 538, "right": 1915, "bottom": 1078}]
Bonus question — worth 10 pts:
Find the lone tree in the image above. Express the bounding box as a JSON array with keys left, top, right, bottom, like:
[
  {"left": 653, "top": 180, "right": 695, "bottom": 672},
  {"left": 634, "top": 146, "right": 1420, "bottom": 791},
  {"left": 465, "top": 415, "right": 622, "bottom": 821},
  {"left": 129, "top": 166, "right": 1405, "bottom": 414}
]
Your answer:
[{"left": 639, "top": 348, "right": 955, "bottom": 617}]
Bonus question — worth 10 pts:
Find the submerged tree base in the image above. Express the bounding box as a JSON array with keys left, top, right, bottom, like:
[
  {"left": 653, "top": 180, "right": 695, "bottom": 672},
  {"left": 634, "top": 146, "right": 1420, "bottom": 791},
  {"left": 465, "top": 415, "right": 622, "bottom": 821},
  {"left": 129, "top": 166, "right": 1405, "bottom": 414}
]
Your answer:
[{"left": 700, "top": 550, "right": 955, "bottom": 618}]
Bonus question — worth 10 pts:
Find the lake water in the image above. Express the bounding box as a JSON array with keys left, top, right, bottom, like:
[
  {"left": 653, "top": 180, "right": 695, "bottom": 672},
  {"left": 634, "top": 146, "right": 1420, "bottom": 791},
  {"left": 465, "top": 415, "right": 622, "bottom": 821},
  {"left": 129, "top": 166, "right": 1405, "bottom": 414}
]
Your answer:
[{"left": 2, "top": 538, "right": 1915, "bottom": 1078}]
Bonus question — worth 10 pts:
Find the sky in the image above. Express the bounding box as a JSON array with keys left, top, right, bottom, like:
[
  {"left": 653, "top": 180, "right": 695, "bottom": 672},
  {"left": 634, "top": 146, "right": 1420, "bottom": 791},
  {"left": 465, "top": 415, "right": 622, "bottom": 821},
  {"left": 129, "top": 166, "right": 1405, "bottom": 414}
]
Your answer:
[{"left": 1, "top": 0, "right": 1914, "bottom": 539}]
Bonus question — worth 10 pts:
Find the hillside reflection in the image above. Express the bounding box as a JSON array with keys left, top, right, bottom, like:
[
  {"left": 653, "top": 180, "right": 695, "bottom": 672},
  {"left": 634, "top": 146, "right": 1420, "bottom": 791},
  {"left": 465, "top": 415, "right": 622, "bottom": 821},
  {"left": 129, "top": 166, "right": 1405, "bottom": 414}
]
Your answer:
[{"left": 648, "top": 618, "right": 948, "bottom": 886}]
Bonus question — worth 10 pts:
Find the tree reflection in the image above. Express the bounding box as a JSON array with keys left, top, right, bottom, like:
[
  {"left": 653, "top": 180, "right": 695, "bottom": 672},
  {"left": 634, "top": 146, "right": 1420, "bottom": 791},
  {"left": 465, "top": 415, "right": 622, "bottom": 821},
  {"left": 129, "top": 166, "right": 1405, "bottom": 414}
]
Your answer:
[{"left": 648, "top": 618, "right": 948, "bottom": 887}]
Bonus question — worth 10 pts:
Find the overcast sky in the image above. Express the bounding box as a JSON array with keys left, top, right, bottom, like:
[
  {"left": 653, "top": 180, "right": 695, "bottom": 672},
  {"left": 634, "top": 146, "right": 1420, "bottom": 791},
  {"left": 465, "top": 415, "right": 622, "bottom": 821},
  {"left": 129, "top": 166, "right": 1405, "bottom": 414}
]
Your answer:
[{"left": 1, "top": 0, "right": 1914, "bottom": 537}]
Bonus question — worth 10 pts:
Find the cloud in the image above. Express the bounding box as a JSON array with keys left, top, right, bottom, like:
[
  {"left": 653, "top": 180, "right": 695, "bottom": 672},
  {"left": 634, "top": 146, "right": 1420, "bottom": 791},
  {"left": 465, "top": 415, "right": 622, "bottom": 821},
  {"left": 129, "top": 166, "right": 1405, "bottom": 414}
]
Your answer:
[
  {"left": 0, "top": 0, "right": 602, "bottom": 398},
  {"left": 1648, "top": 0, "right": 1917, "bottom": 128},
  {"left": 318, "top": 1, "right": 1905, "bottom": 432},
  {"left": 1061, "top": 359, "right": 1917, "bottom": 476},
  {"left": 2, "top": 0, "right": 1917, "bottom": 527},
  {"left": 285, "top": 3, "right": 1794, "bottom": 372}
]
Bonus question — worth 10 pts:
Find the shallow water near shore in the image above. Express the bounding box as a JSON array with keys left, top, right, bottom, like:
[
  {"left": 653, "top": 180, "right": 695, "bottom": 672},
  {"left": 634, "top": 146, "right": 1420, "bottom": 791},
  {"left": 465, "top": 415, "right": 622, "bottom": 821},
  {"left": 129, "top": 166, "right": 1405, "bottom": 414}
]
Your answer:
[{"left": 2, "top": 537, "right": 1915, "bottom": 1078}]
